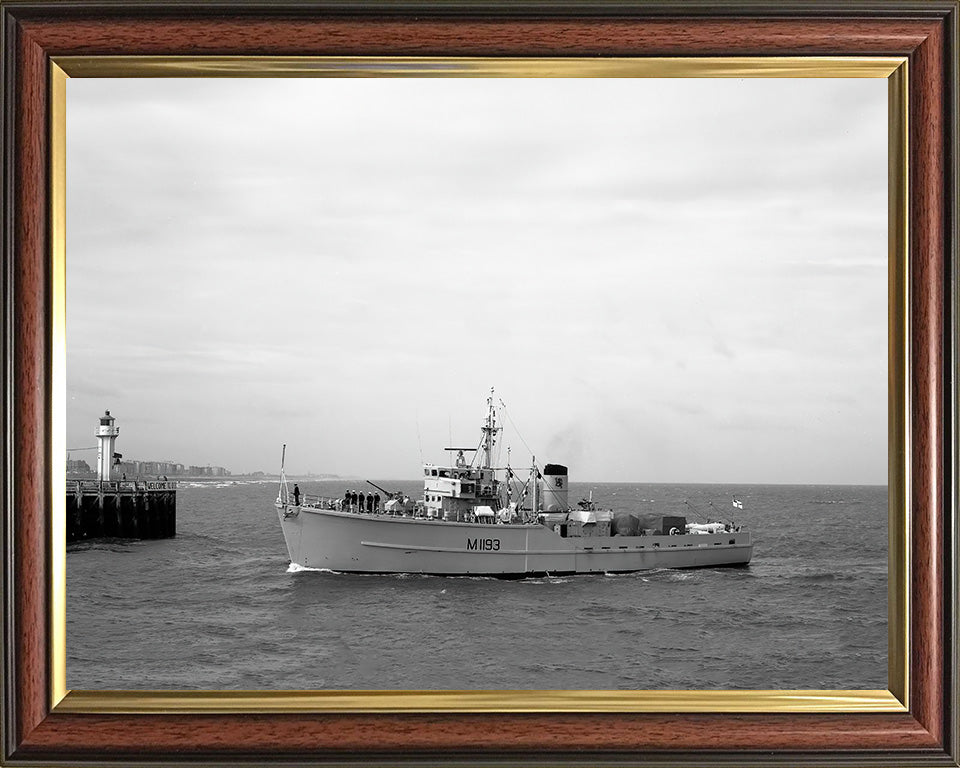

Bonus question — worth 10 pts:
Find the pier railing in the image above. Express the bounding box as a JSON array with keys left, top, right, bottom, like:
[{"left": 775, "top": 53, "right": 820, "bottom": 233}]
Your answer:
[{"left": 67, "top": 479, "right": 178, "bottom": 494}]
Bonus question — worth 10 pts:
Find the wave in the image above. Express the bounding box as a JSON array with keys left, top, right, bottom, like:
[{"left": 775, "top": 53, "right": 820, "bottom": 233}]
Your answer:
[
  {"left": 286, "top": 563, "right": 340, "bottom": 574},
  {"left": 67, "top": 539, "right": 137, "bottom": 554},
  {"left": 178, "top": 479, "right": 275, "bottom": 489}
]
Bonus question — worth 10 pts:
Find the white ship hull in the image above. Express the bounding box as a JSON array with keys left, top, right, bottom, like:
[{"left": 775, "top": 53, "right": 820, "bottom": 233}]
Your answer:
[{"left": 277, "top": 504, "right": 753, "bottom": 577}]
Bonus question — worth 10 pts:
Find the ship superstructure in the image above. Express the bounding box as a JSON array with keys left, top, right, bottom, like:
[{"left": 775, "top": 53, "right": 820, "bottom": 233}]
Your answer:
[
  {"left": 275, "top": 391, "right": 753, "bottom": 576},
  {"left": 422, "top": 391, "right": 526, "bottom": 523}
]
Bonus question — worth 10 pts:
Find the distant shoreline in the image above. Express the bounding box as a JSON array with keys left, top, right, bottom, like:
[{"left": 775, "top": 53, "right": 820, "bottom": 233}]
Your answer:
[
  {"left": 66, "top": 474, "right": 886, "bottom": 487},
  {"left": 268, "top": 478, "right": 889, "bottom": 488}
]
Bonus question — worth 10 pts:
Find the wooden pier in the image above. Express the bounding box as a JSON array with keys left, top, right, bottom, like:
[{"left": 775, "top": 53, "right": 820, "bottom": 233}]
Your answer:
[{"left": 67, "top": 480, "right": 177, "bottom": 542}]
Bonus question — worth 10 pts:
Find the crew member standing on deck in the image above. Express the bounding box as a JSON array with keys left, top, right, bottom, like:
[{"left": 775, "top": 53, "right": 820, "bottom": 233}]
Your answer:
[{"left": 293, "top": 484, "right": 301, "bottom": 506}]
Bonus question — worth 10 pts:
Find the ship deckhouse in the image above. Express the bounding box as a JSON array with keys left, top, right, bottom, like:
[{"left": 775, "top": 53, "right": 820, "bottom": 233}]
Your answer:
[
  {"left": 422, "top": 389, "right": 502, "bottom": 520},
  {"left": 422, "top": 460, "right": 500, "bottom": 518}
]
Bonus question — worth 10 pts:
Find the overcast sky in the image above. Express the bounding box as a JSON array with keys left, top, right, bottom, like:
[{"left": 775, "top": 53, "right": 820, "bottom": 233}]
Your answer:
[{"left": 66, "top": 77, "right": 887, "bottom": 483}]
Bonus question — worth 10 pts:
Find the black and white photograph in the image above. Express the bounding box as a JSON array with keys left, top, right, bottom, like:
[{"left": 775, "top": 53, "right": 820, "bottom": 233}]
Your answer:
[{"left": 65, "top": 75, "right": 888, "bottom": 691}]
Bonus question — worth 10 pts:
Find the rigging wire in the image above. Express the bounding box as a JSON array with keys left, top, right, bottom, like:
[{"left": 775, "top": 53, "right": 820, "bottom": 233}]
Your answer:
[
  {"left": 497, "top": 398, "right": 536, "bottom": 460},
  {"left": 682, "top": 499, "right": 710, "bottom": 523},
  {"left": 706, "top": 500, "right": 732, "bottom": 523},
  {"left": 470, "top": 435, "right": 484, "bottom": 468},
  {"left": 683, "top": 499, "right": 733, "bottom": 525}
]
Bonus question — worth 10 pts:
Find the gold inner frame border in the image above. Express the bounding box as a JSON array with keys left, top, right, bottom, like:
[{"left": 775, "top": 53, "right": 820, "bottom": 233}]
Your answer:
[{"left": 48, "top": 55, "right": 909, "bottom": 715}]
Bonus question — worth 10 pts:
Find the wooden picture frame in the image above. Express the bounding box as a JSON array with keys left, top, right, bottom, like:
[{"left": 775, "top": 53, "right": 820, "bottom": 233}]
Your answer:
[{"left": 2, "top": 2, "right": 957, "bottom": 765}]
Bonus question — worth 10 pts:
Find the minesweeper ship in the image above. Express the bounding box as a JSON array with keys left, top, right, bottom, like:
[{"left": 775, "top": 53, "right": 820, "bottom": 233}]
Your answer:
[{"left": 275, "top": 392, "right": 753, "bottom": 577}]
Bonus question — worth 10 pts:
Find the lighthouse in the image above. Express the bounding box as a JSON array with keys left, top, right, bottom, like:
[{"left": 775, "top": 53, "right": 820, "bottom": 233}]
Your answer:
[
  {"left": 96, "top": 410, "right": 120, "bottom": 481},
  {"left": 68, "top": 409, "right": 177, "bottom": 541}
]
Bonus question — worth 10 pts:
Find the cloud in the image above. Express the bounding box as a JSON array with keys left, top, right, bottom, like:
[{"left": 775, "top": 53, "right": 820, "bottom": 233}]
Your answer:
[{"left": 65, "top": 77, "right": 887, "bottom": 483}]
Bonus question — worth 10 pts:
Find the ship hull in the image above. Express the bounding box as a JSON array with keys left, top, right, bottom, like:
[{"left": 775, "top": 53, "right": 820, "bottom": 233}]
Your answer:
[{"left": 277, "top": 505, "right": 753, "bottom": 576}]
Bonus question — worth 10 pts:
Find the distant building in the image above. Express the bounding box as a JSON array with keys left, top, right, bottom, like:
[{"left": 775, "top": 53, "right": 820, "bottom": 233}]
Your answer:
[
  {"left": 117, "top": 460, "right": 141, "bottom": 477},
  {"left": 66, "top": 457, "right": 92, "bottom": 475},
  {"left": 186, "top": 465, "right": 231, "bottom": 477},
  {"left": 140, "top": 460, "right": 181, "bottom": 476},
  {"left": 113, "top": 460, "right": 230, "bottom": 478}
]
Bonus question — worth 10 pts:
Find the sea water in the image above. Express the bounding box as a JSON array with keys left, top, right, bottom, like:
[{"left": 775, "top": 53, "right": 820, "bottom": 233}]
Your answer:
[{"left": 66, "top": 480, "right": 886, "bottom": 690}]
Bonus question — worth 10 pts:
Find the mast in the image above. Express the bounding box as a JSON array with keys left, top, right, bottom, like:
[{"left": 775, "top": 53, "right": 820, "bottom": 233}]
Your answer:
[
  {"left": 531, "top": 454, "right": 538, "bottom": 515},
  {"left": 481, "top": 387, "right": 499, "bottom": 470},
  {"left": 277, "top": 443, "right": 288, "bottom": 505},
  {"left": 505, "top": 446, "right": 512, "bottom": 506}
]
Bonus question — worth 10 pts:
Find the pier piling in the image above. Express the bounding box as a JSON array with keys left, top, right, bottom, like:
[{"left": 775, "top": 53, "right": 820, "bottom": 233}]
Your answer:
[{"left": 67, "top": 480, "right": 177, "bottom": 542}]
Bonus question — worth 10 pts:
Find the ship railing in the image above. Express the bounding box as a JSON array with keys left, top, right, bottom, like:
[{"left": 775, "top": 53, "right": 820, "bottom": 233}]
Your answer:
[
  {"left": 298, "top": 494, "right": 455, "bottom": 519},
  {"left": 300, "top": 495, "right": 386, "bottom": 514},
  {"left": 301, "top": 494, "right": 340, "bottom": 510}
]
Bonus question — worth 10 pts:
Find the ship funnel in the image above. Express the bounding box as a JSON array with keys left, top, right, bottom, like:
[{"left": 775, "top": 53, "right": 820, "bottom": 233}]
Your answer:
[{"left": 541, "top": 463, "right": 568, "bottom": 512}]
